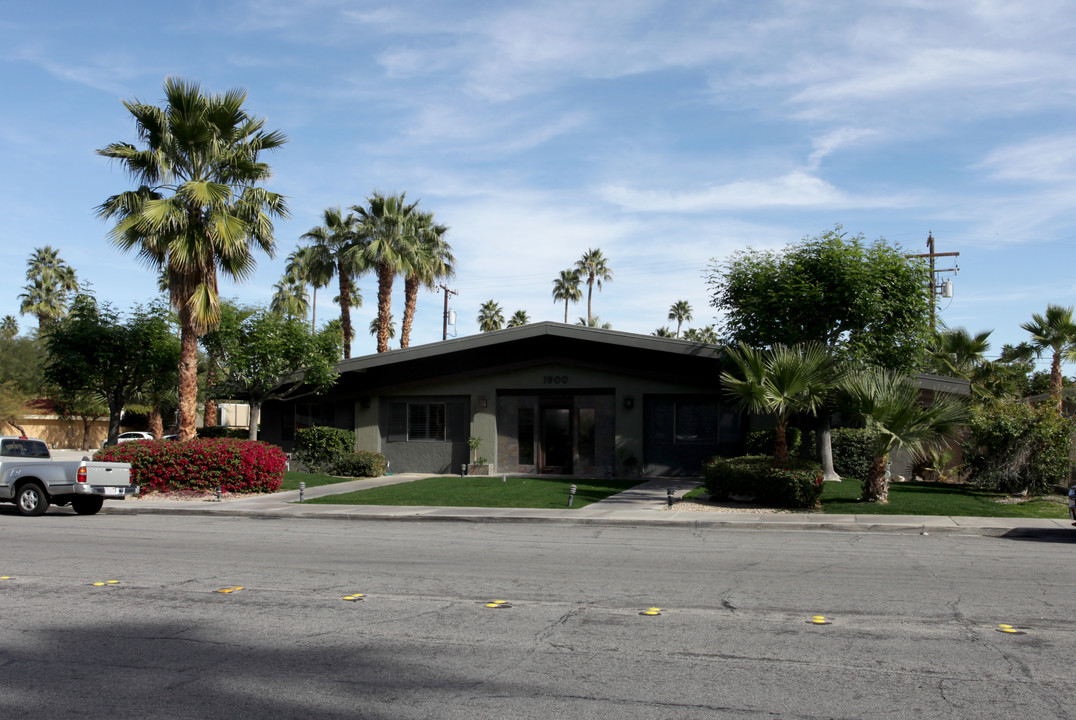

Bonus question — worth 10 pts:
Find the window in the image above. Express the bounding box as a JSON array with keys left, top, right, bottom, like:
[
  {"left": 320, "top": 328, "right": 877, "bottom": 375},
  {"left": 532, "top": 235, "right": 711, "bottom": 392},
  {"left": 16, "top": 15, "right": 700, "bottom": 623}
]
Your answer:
[
  {"left": 578, "top": 408, "right": 596, "bottom": 465},
  {"left": 518, "top": 407, "right": 535, "bottom": 464},
  {"left": 674, "top": 401, "right": 719, "bottom": 444},
  {"left": 408, "top": 403, "right": 447, "bottom": 441}
]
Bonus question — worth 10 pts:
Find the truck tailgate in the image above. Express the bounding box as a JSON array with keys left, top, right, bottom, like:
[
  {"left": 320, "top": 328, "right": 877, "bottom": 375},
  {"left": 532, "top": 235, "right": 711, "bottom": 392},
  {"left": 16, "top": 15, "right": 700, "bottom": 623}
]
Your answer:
[{"left": 82, "top": 462, "right": 132, "bottom": 487}]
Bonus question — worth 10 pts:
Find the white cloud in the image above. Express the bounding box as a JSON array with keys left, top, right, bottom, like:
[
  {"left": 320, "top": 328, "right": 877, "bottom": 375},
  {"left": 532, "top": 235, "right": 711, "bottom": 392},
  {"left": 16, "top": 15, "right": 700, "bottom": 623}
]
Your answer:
[{"left": 979, "top": 135, "right": 1076, "bottom": 183}]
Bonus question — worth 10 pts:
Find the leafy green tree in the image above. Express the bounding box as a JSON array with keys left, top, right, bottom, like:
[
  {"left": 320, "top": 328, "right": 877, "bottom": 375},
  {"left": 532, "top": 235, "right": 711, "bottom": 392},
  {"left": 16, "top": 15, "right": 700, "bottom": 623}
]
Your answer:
[
  {"left": 18, "top": 246, "right": 79, "bottom": 330},
  {"left": 668, "top": 300, "right": 692, "bottom": 339},
  {"left": 205, "top": 309, "right": 341, "bottom": 440},
  {"left": 97, "top": 77, "right": 289, "bottom": 441},
  {"left": 400, "top": 210, "right": 453, "bottom": 348},
  {"left": 0, "top": 381, "right": 30, "bottom": 436},
  {"left": 1020, "top": 304, "right": 1076, "bottom": 413},
  {"left": 707, "top": 226, "right": 932, "bottom": 372},
  {"left": 0, "top": 334, "right": 46, "bottom": 396},
  {"left": 575, "top": 248, "right": 613, "bottom": 326},
  {"left": 44, "top": 296, "right": 181, "bottom": 445},
  {"left": 841, "top": 367, "right": 968, "bottom": 503},
  {"left": 721, "top": 342, "right": 835, "bottom": 463},
  {"left": 353, "top": 192, "right": 419, "bottom": 353},
  {"left": 507, "top": 310, "right": 530, "bottom": 328},
  {"left": 54, "top": 390, "right": 109, "bottom": 451},
  {"left": 478, "top": 300, "right": 504, "bottom": 333},
  {"left": 551, "top": 269, "right": 583, "bottom": 323},
  {"left": 300, "top": 207, "right": 366, "bottom": 357}
]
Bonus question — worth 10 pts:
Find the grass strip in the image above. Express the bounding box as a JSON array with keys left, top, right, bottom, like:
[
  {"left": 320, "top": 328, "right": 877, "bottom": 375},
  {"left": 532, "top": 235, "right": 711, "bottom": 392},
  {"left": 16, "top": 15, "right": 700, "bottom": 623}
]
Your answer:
[{"left": 300, "top": 475, "right": 642, "bottom": 509}]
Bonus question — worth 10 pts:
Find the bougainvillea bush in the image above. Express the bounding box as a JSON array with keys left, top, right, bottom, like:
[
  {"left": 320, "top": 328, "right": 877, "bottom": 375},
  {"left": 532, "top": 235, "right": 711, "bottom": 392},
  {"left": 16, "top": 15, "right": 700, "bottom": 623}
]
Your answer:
[{"left": 97, "top": 439, "right": 286, "bottom": 494}]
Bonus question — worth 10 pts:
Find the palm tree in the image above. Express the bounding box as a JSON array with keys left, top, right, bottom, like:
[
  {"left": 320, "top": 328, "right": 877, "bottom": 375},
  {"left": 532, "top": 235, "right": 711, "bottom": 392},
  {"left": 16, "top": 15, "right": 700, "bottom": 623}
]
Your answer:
[
  {"left": 369, "top": 313, "right": 396, "bottom": 341},
  {"left": 842, "top": 367, "right": 968, "bottom": 502},
  {"left": 400, "top": 210, "right": 453, "bottom": 348},
  {"left": 353, "top": 192, "right": 419, "bottom": 353},
  {"left": 551, "top": 269, "right": 583, "bottom": 323},
  {"left": 1020, "top": 304, "right": 1076, "bottom": 413},
  {"left": 721, "top": 342, "right": 835, "bottom": 463},
  {"left": 574, "top": 248, "right": 613, "bottom": 326},
  {"left": 928, "top": 328, "right": 992, "bottom": 377},
  {"left": 0, "top": 316, "right": 17, "bottom": 340},
  {"left": 477, "top": 300, "right": 504, "bottom": 332},
  {"left": 653, "top": 327, "right": 674, "bottom": 337},
  {"left": 96, "top": 77, "right": 288, "bottom": 441},
  {"left": 576, "top": 315, "right": 613, "bottom": 329},
  {"left": 19, "top": 247, "right": 79, "bottom": 330},
  {"left": 285, "top": 245, "right": 334, "bottom": 333},
  {"left": 507, "top": 310, "right": 530, "bottom": 328},
  {"left": 668, "top": 300, "right": 692, "bottom": 339},
  {"left": 683, "top": 325, "right": 719, "bottom": 344},
  {"left": 270, "top": 278, "right": 309, "bottom": 319},
  {"left": 300, "top": 207, "right": 366, "bottom": 358}
]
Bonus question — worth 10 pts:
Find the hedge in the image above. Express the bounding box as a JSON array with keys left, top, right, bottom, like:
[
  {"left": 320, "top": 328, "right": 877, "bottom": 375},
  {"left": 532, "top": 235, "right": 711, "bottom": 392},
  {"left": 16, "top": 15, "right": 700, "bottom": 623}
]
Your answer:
[
  {"left": 331, "top": 451, "right": 388, "bottom": 478},
  {"left": 96, "top": 438, "right": 285, "bottom": 494},
  {"left": 702, "top": 455, "right": 824, "bottom": 509},
  {"left": 831, "top": 428, "right": 881, "bottom": 481},
  {"left": 294, "top": 427, "right": 356, "bottom": 473}
]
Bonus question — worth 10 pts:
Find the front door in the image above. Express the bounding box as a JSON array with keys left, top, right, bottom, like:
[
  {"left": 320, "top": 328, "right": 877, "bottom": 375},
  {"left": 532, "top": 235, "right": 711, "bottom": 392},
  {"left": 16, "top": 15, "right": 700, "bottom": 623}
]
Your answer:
[{"left": 539, "top": 406, "right": 572, "bottom": 474}]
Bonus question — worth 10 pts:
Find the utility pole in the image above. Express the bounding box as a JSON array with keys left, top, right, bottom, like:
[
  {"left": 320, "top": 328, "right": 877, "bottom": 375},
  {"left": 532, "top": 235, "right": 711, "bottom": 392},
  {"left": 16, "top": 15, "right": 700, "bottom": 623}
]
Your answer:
[
  {"left": 905, "top": 232, "right": 959, "bottom": 331},
  {"left": 439, "top": 284, "right": 457, "bottom": 341}
]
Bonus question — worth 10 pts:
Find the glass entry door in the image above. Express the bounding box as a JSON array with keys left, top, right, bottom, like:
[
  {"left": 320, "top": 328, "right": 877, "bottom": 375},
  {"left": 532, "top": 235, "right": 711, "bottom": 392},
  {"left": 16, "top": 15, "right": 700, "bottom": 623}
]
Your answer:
[{"left": 539, "top": 406, "right": 572, "bottom": 474}]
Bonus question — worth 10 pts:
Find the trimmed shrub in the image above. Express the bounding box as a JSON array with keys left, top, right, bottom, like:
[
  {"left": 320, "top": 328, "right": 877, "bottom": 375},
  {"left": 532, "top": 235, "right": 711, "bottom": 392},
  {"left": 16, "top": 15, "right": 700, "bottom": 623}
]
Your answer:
[
  {"left": 702, "top": 455, "right": 824, "bottom": 509},
  {"left": 831, "top": 428, "right": 881, "bottom": 481},
  {"left": 294, "top": 427, "right": 356, "bottom": 473},
  {"left": 96, "top": 438, "right": 285, "bottom": 494},
  {"left": 197, "top": 426, "right": 248, "bottom": 439},
  {"left": 331, "top": 451, "right": 388, "bottom": 478},
  {"left": 962, "top": 400, "right": 1076, "bottom": 495},
  {"left": 745, "top": 427, "right": 802, "bottom": 457}
]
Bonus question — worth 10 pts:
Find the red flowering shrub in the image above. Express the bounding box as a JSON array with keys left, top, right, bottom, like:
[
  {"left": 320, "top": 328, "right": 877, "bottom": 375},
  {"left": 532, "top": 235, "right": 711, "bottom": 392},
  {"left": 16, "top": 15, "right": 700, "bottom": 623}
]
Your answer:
[{"left": 96, "top": 439, "right": 285, "bottom": 494}]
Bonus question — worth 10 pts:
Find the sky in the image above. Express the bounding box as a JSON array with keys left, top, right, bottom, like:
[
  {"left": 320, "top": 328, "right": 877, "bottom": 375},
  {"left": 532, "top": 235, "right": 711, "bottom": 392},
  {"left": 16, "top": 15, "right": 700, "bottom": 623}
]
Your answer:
[{"left": 2, "top": 0, "right": 1074, "bottom": 366}]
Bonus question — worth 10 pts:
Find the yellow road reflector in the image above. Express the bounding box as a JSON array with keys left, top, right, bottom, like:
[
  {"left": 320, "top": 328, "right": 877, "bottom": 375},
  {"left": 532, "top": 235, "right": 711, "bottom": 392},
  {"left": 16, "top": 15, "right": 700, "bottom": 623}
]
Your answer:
[
  {"left": 0, "top": 576, "right": 11, "bottom": 580},
  {"left": 996, "top": 624, "right": 1026, "bottom": 635},
  {"left": 484, "top": 600, "right": 512, "bottom": 608},
  {"left": 810, "top": 615, "right": 832, "bottom": 625},
  {"left": 639, "top": 607, "right": 663, "bottom": 616},
  {"left": 215, "top": 586, "right": 244, "bottom": 594},
  {"left": 342, "top": 594, "right": 365, "bottom": 601},
  {"left": 92, "top": 581, "right": 120, "bottom": 586}
]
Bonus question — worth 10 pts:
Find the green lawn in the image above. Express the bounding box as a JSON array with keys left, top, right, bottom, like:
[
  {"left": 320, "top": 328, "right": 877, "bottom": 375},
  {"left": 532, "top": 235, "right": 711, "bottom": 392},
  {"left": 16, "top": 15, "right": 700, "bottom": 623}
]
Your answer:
[
  {"left": 280, "top": 471, "right": 363, "bottom": 492},
  {"left": 816, "top": 478, "right": 1069, "bottom": 518},
  {"left": 299, "top": 475, "right": 642, "bottom": 509}
]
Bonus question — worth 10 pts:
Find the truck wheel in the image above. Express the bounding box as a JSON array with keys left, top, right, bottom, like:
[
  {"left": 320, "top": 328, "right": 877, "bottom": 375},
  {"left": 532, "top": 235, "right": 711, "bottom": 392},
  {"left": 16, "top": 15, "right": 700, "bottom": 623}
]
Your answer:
[
  {"left": 72, "top": 495, "right": 104, "bottom": 516},
  {"left": 16, "top": 483, "right": 50, "bottom": 517}
]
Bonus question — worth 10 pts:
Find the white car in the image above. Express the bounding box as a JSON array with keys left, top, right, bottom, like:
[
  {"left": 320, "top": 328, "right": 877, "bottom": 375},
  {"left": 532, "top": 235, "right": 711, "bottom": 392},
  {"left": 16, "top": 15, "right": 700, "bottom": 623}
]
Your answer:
[{"left": 102, "top": 431, "right": 154, "bottom": 448}]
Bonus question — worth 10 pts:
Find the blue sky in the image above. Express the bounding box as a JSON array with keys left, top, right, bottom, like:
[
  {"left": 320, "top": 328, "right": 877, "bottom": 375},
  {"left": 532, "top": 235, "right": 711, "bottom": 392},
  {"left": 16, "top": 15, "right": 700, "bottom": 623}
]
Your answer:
[{"left": 2, "top": 1, "right": 1074, "bottom": 365}]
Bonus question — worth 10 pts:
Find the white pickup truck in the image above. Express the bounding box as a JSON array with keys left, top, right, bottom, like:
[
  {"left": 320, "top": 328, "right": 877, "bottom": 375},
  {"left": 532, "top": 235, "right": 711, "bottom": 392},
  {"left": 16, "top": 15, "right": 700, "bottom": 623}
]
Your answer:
[{"left": 0, "top": 436, "right": 138, "bottom": 516}]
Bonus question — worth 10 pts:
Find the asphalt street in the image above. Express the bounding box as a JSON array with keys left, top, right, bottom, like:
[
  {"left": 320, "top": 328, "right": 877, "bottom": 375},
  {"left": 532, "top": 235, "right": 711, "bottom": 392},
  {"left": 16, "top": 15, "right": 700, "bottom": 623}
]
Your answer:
[{"left": 2, "top": 515, "right": 1075, "bottom": 719}]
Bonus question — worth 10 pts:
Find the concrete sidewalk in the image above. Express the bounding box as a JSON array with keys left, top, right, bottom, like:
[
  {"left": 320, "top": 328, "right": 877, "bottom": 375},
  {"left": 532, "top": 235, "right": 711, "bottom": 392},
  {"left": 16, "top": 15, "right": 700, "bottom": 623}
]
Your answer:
[{"left": 99, "top": 475, "right": 1076, "bottom": 539}]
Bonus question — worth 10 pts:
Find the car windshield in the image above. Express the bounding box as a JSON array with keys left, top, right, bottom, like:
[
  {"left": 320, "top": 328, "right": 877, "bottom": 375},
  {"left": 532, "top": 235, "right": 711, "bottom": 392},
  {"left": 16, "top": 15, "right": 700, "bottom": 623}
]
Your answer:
[{"left": 0, "top": 439, "right": 50, "bottom": 458}]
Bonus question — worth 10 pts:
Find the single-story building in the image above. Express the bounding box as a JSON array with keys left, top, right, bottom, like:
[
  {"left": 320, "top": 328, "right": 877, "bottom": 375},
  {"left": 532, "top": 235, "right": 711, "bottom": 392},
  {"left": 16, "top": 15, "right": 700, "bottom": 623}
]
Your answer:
[{"left": 259, "top": 322, "right": 745, "bottom": 477}]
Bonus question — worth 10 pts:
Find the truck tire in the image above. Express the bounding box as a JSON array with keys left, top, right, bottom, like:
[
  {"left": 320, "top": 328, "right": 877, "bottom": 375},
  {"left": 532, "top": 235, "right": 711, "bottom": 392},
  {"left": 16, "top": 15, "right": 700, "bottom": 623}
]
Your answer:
[
  {"left": 16, "top": 483, "right": 50, "bottom": 517},
  {"left": 72, "top": 495, "right": 104, "bottom": 516}
]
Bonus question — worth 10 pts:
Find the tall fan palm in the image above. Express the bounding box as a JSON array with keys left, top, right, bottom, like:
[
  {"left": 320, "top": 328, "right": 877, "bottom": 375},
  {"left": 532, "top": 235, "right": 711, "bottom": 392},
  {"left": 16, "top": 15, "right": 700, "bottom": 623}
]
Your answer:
[
  {"left": 19, "top": 246, "right": 79, "bottom": 329},
  {"left": 721, "top": 342, "right": 835, "bottom": 463},
  {"left": 285, "top": 245, "right": 334, "bottom": 332},
  {"left": 353, "top": 192, "right": 419, "bottom": 353},
  {"left": 477, "top": 300, "right": 504, "bottom": 332},
  {"left": 574, "top": 248, "right": 613, "bottom": 326},
  {"left": 96, "top": 77, "right": 288, "bottom": 441},
  {"left": 400, "top": 210, "right": 453, "bottom": 349},
  {"left": 270, "top": 278, "right": 309, "bottom": 319},
  {"left": 668, "top": 299, "right": 692, "bottom": 339},
  {"left": 928, "top": 328, "right": 992, "bottom": 377},
  {"left": 841, "top": 367, "right": 968, "bottom": 503},
  {"left": 1020, "top": 304, "right": 1076, "bottom": 413},
  {"left": 300, "top": 207, "right": 366, "bottom": 358},
  {"left": 551, "top": 268, "right": 582, "bottom": 323},
  {"left": 507, "top": 310, "right": 530, "bottom": 328}
]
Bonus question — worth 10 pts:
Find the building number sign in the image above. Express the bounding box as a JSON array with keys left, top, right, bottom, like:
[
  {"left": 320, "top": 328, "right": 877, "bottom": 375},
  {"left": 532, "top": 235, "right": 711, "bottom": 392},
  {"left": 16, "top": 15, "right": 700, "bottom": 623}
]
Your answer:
[{"left": 543, "top": 375, "right": 569, "bottom": 385}]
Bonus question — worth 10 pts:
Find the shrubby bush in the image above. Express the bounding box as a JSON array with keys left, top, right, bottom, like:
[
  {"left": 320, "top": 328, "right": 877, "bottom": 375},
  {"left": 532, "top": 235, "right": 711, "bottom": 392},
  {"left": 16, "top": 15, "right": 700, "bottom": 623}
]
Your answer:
[
  {"left": 197, "top": 426, "right": 248, "bottom": 439},
  {"left": 831, "top": 428, "right": 881, "bottom": 480},
  {"left": 745, "top": 427, "right": 802, "bottom": 457},
  {"left": 96, "top": 438, "right": 285, "bottom": 494},
  {"left": 702, "top": 455, "right": 824, "bottom": 509},
  {"left": 294, "top": 427, "right": 355, "bottom": 473},
  {"left": 331, "top": 451, "right": 388, "bottom": 478},
  {"left": 962, "top": 400, "right": 1076, "bottom": 495}
]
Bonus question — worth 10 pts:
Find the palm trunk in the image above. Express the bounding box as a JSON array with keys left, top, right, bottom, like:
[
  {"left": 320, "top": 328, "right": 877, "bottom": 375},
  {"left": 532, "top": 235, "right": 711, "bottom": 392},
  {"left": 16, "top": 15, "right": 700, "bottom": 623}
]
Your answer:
[
  {"left": 400, "top": 275, "right": 418, "bottom": 349},
  {"left": 376, "top": 263, "right": 394, "bottom": 353},
  {"left": 861, "top": 455, "right": 890, "bottom": 503},
  {"left": 248, "top": 401, "right": 260, "bottom": 441},
  {"left": 564, "top": 300, "right": 569, "bottom": 324},
  {"left": 1051, "top": 351, "right": 1063, "bottom": 413},
  {"left": 310, "top": 285, "right": 317, "bottom": 333},
  {"left": 176, "top": 322, "right": 200, "bottom": 442},
  {"left": 149, "top": 401, "right": 164, "bottom": 439},
  {"left": 774, "top": 420, "right": 789, "bottom": 463},
  {"left": 203, "top": 358, "right": 218, "bottom": 428},
  {"left": 587, "top": 281, "right": 594, "bottom": 325},
  {"left": 80, "top": 417, "right": 91, "bottom": 451},
  {"left": 817, "top": 414, "right": 839, "bottom": 481},
  {"left": 338, "top": 262, "right": 353, "bottom": 359}
]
